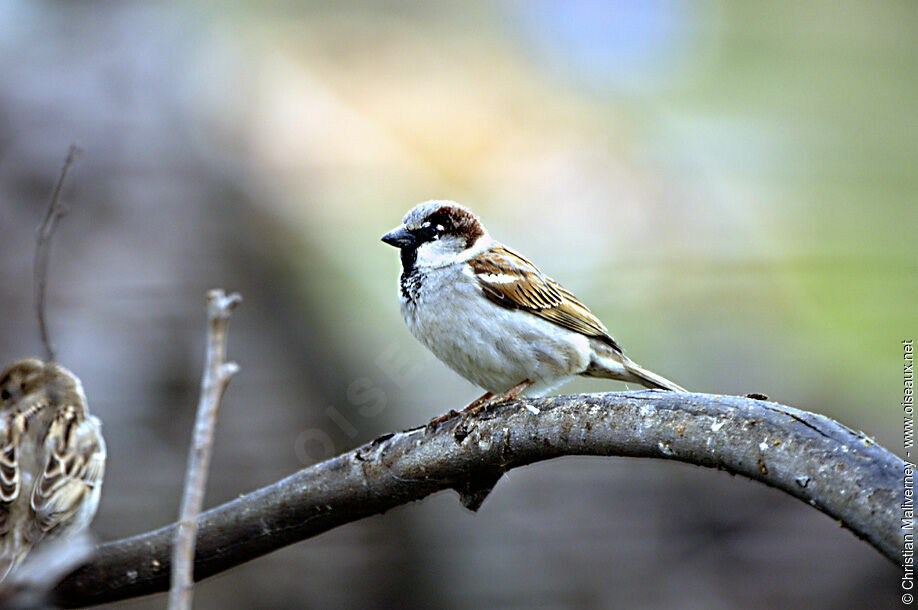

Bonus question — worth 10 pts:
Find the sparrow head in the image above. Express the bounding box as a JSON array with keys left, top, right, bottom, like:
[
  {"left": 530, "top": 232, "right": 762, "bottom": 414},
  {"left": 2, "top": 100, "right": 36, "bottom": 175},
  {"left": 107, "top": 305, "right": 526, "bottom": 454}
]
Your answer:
[
  {"left": 382, "top": 200, "right": 488, "bottom": 270},
  {"left": 0, "top": 359, "right": 86, "bottom": 417}
]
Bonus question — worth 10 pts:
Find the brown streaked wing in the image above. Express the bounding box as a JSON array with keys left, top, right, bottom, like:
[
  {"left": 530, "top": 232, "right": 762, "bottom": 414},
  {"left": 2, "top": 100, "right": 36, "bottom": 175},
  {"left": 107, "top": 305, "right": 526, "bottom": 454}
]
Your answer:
[
  {"left": 470, "top": 245, "right": 622, "bottom": 351},
  {"left": 29, "top": 409, "right": 104, "bottom": 539},
  {"left": 0, "top": 414, "right": 22, "bottom": 536}
]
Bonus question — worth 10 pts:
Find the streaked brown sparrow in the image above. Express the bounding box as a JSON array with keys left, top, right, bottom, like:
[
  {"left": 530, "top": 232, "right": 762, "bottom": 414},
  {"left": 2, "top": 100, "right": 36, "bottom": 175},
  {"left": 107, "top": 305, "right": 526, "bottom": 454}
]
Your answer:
[
  {"left": 382, "top": 201, "right": 684, "bottom": 411},
  {"left": 0, "top": 358, "right": 105, "bottom": 581}
]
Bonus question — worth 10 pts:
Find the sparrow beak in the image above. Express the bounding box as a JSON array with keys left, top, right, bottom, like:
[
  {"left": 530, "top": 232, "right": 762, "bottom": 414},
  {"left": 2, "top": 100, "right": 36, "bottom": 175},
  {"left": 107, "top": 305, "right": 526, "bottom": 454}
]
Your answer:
[{"left": 381, "top": 225, "right": 416, "bottom": 249}]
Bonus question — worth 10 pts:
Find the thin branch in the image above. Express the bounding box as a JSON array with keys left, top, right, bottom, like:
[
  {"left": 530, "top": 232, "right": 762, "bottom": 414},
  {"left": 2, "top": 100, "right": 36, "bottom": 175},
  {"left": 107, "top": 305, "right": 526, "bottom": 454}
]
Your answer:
[
  {"left": 53, "top": 391, "right": 901, "bottom": 608},
  {"left": 167, "top": 290, "right": 241, "bottom": 610},
  {"left": 33, "top": 145, "right": 81, "bottom": 362}
]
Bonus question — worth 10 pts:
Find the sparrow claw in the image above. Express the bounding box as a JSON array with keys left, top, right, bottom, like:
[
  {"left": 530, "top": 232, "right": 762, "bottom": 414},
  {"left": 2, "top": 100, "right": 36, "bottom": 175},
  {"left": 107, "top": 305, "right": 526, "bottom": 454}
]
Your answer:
[
  {"left": 459, "top": 380, "right": 533, "bottom": 421},
  {"left": 428, "top": 381, "right": 532, "bottom": 432},
  {"left": 426, "top": 409, "right": 460, "bottom": 428},
  {"left": 426, "top": 390, "right": 495, "bottom": 429},
  {"left": 459, "top": 392, "right": 494, "bottom": 414}
]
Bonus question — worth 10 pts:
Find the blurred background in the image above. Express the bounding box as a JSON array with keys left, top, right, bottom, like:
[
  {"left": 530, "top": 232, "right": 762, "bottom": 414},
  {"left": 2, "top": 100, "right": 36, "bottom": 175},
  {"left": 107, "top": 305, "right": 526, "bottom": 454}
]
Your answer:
[{"left": 0, "top": 1, "right": 913, "bottom": 608}]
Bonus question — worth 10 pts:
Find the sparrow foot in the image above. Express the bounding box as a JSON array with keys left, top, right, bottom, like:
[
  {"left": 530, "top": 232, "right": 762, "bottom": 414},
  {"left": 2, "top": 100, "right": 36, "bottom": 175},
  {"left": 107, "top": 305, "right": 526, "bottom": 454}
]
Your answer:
[
  {"left": 426, "top": 409, "right": 461, "bottom": 427},
  {"left": 426, "top": 391, "right": 494, "bottom": 428},
  {"left": 460, "top": 391, "right": 495, "bottom": 414},
  {"left": 428, "top": 381, "right": 532, "bottom": 430},
  {"left": 462, "top": 380, "right": 533, "bottom": 419}
]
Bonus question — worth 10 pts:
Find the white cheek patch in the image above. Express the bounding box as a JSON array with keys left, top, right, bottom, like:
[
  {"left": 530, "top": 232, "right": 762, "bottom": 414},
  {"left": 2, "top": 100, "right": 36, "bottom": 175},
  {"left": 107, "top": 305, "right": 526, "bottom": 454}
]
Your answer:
[{"left": 414, "top": 238, "right": 465, "bottom": 268}]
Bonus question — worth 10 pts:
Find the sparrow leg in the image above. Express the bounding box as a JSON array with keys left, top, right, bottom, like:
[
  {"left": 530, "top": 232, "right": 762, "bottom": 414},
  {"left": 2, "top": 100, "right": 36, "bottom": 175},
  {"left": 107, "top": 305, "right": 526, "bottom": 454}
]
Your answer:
[
  {"left": 428, "top": 381, "right": 533, "bottom": 427},
  {"left": 427, "top": 391, "right": 494, "bottom": 427},
  {"left": 462, "top": 379, "right": 533, "bottom": 418},
  {"left": 460, "top": 391, "right": 495, "bottom": 413},
  {"left": 497, "top": 379, "right": 534, "bottom": 403}
]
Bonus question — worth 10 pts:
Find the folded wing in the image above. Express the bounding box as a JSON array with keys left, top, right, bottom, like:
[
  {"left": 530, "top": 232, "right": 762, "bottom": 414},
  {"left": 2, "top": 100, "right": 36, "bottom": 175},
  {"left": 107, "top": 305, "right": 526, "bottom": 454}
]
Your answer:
[
  {"left": 470, "top": 244, "right": 623, "bottom": 352},
  {"left": 29, "top": 407, "right": 105, "bottom": 544}
]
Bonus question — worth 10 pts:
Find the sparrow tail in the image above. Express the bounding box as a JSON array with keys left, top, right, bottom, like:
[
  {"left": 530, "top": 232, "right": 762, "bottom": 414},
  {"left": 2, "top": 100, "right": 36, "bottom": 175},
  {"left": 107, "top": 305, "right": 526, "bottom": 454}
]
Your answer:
[
  {"left": 584, "top": 351, "right": 686, "bottom": 392},
  {"left": 620, "top": 358, "right": 686, "bottom": 392}
]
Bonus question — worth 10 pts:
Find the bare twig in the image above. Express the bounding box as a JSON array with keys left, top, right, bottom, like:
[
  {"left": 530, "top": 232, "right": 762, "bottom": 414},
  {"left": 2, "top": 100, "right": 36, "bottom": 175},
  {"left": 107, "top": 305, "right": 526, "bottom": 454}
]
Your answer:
[
  {"left": 167, "top": 289, "right": 241, "bottom": 610},
  {"left": 33, "top": 145, "right": 81, "bottom": 362},
  {"left": 54, "top": 391, "right": 900, "bottom": 608}
]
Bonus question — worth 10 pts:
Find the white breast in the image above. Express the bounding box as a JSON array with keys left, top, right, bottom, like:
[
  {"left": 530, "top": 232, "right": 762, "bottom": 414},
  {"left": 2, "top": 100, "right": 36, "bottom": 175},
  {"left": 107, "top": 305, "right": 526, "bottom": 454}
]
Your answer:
[{"left": 400, "top": 263, "right": 592, "bottom": 395}]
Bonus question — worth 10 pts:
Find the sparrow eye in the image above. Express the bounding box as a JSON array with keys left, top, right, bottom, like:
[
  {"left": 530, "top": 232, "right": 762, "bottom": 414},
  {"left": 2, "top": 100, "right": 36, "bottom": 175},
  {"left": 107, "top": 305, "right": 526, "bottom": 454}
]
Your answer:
[
  {"left": 417, "top": 223, "right": 439, "bottom": 241},
  {"left": 0, "top": 389, "right": 9, "bottom": 401}
]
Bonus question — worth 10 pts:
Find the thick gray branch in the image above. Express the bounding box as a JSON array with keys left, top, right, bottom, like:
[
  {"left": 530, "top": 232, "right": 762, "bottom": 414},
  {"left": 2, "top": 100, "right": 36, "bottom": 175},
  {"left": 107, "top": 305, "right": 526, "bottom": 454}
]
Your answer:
[{"left": 53, "top": 391, "right": 902, "bottom": 607}]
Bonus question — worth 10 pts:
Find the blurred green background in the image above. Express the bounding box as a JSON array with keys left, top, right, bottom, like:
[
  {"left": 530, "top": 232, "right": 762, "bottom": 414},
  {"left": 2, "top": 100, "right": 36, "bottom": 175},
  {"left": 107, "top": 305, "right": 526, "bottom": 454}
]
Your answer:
[
  {"left": 0, "top": 1, "right": 912, "bottom": 608},
  {"left": 186, "top": 0, "right": 914, "bottom": 441}
]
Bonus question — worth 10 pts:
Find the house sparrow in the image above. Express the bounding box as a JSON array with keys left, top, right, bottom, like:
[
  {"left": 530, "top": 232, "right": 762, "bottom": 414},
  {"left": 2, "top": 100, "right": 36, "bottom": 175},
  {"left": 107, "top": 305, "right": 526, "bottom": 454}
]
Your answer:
[
  {"left": 0, "top": 358, "right": 105, "bottom": 582},
  {"left": 382, "top": 201, "right": 684, "bottom": 412}
]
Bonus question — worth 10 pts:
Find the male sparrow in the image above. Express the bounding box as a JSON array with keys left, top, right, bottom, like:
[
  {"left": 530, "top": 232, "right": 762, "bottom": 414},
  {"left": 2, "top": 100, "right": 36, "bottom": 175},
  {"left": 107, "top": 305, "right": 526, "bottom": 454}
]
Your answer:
[
  {"left": 382, "top": 201, "right": 684, "bottom": 410},
  {"left": 0, "top": 358, "right": 105, "bottom": 582}
]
